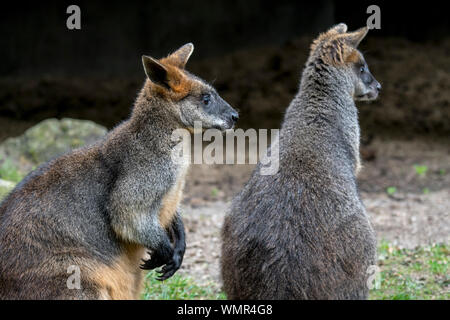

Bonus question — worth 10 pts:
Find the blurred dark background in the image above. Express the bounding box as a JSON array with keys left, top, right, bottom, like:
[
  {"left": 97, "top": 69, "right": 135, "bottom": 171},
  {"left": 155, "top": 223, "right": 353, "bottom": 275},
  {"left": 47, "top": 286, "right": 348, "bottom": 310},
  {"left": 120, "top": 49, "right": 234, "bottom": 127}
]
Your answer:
[{"left": 0, "top": 0, "right": 449, "bottom": 138}]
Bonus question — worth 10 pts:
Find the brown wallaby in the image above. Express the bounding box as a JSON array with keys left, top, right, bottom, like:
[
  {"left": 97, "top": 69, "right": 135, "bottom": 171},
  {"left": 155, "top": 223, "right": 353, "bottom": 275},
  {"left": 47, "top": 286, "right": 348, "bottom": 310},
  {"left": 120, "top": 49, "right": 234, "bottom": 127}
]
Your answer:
[
  {"left": 0, "top": 43, "right": 238, "bottom": 300},
  {"left": 221, "top": 24, "right": 380, "bottom": 300}
]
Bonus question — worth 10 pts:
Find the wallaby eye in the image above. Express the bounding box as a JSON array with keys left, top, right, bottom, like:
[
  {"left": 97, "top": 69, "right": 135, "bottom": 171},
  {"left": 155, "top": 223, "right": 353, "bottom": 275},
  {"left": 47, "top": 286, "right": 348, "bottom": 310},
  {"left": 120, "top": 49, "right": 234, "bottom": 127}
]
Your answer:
[
  {"left": 360, "top": 66, "right": 365, "bottom": 73},
  {"left": 202, "top": 93, "right": 211, "bottom": 105}
]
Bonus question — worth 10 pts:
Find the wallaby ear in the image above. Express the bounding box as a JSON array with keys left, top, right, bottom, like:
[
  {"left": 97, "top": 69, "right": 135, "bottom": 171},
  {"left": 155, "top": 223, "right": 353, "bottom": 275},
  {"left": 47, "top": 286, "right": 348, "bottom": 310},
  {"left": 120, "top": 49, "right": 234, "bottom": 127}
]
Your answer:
[
  {"left": 344, "top": 27, "right": 368, "bottom": 48},
  {"left": 142, "top": 55, "right": 169, "bottom": 88},
  {"left": 329, "top": 23, "right": 348, "bottom": 34},
  {"left": 164, "top": 43, "right": 194, "bottom": 69}
]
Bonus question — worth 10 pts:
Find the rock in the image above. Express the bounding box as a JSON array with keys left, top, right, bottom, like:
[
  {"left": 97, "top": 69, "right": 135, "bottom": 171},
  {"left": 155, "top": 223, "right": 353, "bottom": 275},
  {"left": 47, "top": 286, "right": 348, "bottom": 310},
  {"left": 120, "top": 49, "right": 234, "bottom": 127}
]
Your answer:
[
  {"left": 0, "top": 118, "right": 107, "bottom": 175},
  {"left": 0, "top": 179, "right": 15, "bottom": 189},
  {"left": 0, "top": 179, "right": 15, "bottom": 201}
]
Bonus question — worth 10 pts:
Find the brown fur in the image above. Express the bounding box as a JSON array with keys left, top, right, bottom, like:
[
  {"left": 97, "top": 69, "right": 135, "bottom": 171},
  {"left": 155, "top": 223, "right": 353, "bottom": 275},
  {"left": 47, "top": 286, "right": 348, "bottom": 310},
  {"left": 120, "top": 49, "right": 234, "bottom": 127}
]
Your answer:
[
  {"left": 147, "top": 55, "right": 204, "bottom": 101},
  {"left": 89, "top": 244, "right": 146, "bottom": 300},
  {"left": 0, "top": 146, "right": 147, "bottom": 299},
  {"left": 310, "top": 25, "right": 367, "bottom": 66},
  {"left": 150, "top": 64, "right": 192, "bottom": 100},
  {"left": 159, "top": 167, "right": 189, "bottom": 229}
]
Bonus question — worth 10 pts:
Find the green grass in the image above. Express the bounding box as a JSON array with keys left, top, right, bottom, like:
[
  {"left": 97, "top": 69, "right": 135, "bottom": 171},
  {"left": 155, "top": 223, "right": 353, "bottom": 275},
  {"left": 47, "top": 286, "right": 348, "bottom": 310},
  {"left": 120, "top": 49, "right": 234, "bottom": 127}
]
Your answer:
[
  {"left": 386, "top": 186, "right": 397, "bottom": 195},
  {"left": 141, "top": 271, "right": 226, "bottom": 300},
  {"left": 140, "top": 242, "right": 449, "bottom": 300},
  {"left": 211, "top": 187, "right": 219, "bottom": 198},
  {"left": 370, "top": 241, "right": 449, "bottom": 300},
  {"left": 414, "top": 164, "right": 429, "bottom": 177}
]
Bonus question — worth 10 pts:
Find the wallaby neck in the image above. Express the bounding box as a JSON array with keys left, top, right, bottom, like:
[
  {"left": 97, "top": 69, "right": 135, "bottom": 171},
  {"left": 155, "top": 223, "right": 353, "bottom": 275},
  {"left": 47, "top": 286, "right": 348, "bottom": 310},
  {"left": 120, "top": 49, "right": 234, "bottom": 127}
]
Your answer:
[
  {"left": 300, "top": 65, "right": 355, "bottom": 111},
  {"left": 131, "top": 87, "right": 183, "bottom": 136},
  {"left": 282, "top": 65, "right": 361, "bottom": 177},
  {"left": 101, "top": 91, "right": 184, "bottom": 166},
  {"left": 130, "top": 103, "right": 180, "bottom": 142}
]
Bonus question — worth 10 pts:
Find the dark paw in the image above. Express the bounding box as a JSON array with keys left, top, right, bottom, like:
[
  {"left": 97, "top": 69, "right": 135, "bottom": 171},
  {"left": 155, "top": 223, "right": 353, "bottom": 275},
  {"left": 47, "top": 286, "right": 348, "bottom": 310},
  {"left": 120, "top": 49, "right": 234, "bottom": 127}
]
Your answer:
[
  {"left": 140, "top": 257, "right": 162, "bottom": 270},
  {"left": 140, "top": 250, "right": 169, "bottom": 270},
  {"left": 156, "top": 250, "right": 183, "bottom": 281}
]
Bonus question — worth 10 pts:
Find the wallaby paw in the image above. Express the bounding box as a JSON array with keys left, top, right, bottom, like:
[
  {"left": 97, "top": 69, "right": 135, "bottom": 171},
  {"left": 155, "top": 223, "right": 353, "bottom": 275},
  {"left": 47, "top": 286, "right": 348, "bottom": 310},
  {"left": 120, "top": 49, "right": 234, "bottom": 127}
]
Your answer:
[
  {"left": 156, "top": 250, "right": 183, "bottom": 281},
  {"left": 140, "top": 257, "right": 162, "bottom": 270},
  {"left": 140, "top": 250, "right": 169, "bottom": 270}
]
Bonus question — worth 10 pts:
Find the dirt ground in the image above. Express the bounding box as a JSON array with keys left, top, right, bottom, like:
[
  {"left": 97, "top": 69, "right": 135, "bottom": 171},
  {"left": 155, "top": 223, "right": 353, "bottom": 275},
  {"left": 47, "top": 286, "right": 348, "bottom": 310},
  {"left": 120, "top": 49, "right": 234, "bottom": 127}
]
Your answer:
[{"left": 178, "top": 136, "right": 450, "bottom": 288}]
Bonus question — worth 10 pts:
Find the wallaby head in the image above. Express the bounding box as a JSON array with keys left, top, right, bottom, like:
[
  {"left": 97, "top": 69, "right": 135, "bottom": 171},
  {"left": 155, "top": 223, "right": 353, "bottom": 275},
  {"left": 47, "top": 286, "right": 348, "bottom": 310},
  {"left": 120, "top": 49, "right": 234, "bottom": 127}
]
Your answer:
[
  {"left": 308, "top": 23, "right": 381, "bottom": 101},
  {"left": 141, "top": 43, "right": 238, "bottom": 130}
]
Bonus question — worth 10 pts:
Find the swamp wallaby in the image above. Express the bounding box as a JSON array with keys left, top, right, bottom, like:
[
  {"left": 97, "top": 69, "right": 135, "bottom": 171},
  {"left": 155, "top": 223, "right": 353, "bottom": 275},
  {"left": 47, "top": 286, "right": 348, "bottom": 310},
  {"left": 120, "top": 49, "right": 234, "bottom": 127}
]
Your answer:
[
  {"left": 221, "top": 24, "right": 380, "bottom": 300},
  {"left": 0, "top": 43, "right": 238, "bottom": 299}
]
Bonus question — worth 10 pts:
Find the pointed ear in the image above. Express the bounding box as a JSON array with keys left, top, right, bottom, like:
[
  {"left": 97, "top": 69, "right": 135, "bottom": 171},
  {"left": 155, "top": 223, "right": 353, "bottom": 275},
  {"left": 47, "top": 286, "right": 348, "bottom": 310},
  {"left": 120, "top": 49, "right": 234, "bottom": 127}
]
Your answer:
[
  {"left": 142, "top": 55, "right": 169, "bottom": 88},
  {"left": 329, "top": 23, "right": 348, "bottom": 34},
  {"left": 344, "top": 27, "right": 368, "bottom": 48},
  {"left": 164, "top": 43, "right": 194, "bottom": 69}
]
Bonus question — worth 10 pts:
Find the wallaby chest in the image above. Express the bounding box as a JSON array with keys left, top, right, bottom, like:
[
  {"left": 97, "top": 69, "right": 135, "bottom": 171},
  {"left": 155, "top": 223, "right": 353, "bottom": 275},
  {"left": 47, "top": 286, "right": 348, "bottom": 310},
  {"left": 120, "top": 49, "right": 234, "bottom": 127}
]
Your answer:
[{"left": 158, "top": 142, "right": 190, "bottom": 229}]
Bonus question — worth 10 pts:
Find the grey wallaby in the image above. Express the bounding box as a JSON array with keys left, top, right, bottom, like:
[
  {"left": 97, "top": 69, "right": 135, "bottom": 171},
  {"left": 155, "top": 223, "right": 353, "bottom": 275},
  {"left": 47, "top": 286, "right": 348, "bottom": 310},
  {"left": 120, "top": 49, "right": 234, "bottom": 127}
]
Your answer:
[
  {"left": 221, "top": 24, "right": 380, "bottom": 300},
  {"left": 0, "top": 43, "right": 238, "bottom": 299}
]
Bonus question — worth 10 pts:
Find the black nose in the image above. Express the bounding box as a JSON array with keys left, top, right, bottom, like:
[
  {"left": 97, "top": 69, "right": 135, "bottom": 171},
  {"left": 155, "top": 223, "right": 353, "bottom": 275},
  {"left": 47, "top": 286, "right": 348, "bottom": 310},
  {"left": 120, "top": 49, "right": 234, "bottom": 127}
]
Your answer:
[
  {"left": 231, "top": 111, "right": 239, "bottom": 123},
  {"left": 376, "top": 82, "right": 382, "bottom": 91}
]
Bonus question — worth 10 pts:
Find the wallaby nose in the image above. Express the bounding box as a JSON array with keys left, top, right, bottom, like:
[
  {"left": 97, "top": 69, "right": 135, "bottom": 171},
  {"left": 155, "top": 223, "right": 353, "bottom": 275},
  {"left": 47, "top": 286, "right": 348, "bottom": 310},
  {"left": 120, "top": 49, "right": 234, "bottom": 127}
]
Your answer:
[
  {"left": 376, "top": 82, "right": 382, "bottom": 92},
  {"left": 231, "top": 111, "right": 239, "bottom": 123}
]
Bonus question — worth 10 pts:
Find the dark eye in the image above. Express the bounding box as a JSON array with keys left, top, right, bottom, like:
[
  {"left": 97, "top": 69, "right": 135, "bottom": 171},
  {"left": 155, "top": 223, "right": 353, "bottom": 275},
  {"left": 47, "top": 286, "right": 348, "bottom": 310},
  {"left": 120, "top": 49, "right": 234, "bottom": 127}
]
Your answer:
[
  {"left": 202, "top": 93, "right": 211, "bottom": 105},
  {"left": 360, "top": 66, "right": 365, "bottom": 73}
]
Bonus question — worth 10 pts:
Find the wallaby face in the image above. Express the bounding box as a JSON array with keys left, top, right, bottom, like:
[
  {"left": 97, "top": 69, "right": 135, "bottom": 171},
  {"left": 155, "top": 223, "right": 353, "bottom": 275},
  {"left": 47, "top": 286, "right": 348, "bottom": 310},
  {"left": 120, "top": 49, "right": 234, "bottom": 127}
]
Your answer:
[
  {"left": 309, "top": 23, "right": 381, "bottom": 102},
  {"left": 352, "top": 54, "right": 380, "bottom": 101},
  {"left": 142, "top": 44, "right": 238, "bottom": 130},
  {"left": 177, "top": 84, "right": 239, "bottom": 130}
]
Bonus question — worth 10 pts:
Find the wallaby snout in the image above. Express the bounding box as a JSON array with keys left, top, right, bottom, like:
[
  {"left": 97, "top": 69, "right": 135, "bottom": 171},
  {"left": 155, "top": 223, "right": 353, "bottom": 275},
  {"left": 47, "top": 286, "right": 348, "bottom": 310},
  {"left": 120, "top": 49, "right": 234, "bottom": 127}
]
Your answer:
[
  {"left": 206, "top": 95, "right": 239, "bottom": 130},
  {"left": 222, "top": 103, "right": 239, "bottom": 129},
  {"left": 358, "top": 67, "right": 381, "bottom": 101}
]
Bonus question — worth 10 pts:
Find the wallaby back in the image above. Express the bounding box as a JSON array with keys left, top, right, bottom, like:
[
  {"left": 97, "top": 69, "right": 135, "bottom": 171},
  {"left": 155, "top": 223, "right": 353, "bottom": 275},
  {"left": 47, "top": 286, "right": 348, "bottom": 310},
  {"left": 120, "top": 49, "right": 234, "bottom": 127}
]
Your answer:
[{"left": 221, "top": 24, "right": 378, "bottom": 300}]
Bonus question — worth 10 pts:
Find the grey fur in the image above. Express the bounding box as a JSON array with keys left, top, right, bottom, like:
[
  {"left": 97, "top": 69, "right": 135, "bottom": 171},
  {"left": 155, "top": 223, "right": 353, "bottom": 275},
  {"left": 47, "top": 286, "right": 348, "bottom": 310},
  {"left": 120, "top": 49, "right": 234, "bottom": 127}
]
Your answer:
[{"left": 221, "top": 24, "right": 379, "bottom": 300}]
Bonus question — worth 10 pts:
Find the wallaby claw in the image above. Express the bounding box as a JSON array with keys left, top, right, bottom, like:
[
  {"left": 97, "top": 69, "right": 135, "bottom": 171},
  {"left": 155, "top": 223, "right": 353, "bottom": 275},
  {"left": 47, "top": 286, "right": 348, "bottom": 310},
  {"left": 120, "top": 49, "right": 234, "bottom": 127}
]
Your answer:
[
  {"left": 155, "top": 250, "right": 183, "bottom": 281},
  {"left": 141, "top": 251, "right": 181, "bottom": 281},
  {"left": 156, "top": 264, "right": 176, "bottom": 281},
  {"left": 140, "top": 254, "right": 163, "bottom": 270},
  {"left": 140, "top": 245, "right": 173, "bottom": 270}
]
